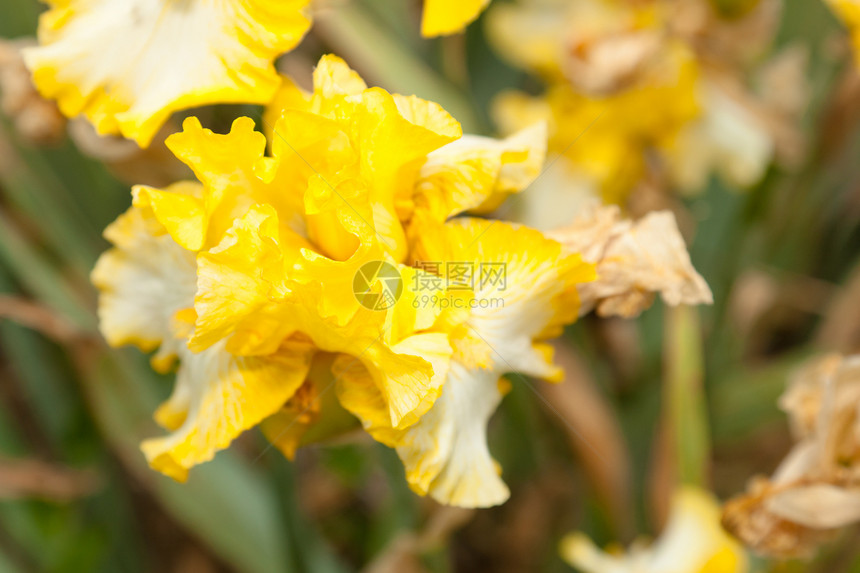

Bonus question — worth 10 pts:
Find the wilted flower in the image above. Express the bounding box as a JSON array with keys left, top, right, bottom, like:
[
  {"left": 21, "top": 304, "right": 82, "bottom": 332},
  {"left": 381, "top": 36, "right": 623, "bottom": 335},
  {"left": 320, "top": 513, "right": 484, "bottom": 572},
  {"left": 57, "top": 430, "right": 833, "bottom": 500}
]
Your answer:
[
  {"left": 562, "top": 487, "right": 748, "bottom": 573},
  {"left": 546, "top": 204, "right": 713, "bottom": 318},
  {"left": 23, "top": 0, "right": 312, "bottom": 146},
  {"left": 722, "top": 354, "right": 860, "bottom": 558}
]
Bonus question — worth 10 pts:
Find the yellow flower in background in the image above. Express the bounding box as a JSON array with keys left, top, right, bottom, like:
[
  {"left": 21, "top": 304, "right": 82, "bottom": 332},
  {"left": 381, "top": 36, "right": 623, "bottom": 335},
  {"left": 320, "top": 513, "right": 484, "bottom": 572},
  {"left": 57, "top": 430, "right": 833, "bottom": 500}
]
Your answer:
[
  {"left": 562, "top": 487, "right": 748, "bottom": 573},
  {"left": 493, "top": 55, "right": 700, "bottom": 205},
  {"left": 92, "top": 55, "right": 599, "bottom": 507},
  {"left": 421, "top": 0, "right": 492, "bottom": 36},
  {"left": 488, "top": 0, "right": 665, "bottom": 89},
  {"left": 23, "top": 0, "right": 311, "bottom": 146},
  {"left": 489, "top": 0, "right": 701, "bottom": 204},
  {"left": 487, "top": 0, "right": 780, "bottom": 206}
]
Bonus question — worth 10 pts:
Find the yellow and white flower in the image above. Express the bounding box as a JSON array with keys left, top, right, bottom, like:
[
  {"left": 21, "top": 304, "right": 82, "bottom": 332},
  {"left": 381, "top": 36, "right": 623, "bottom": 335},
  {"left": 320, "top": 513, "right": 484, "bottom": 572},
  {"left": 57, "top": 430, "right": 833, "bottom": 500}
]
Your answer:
[
  {"left": 24, "top": 0, "right": 311, "bottom": 146},
  {"left": 93, "top": 55, "right": 603, "bottom": 509},
  {"left": 562, "top": 487, "right": 748, "bottom": 573}
]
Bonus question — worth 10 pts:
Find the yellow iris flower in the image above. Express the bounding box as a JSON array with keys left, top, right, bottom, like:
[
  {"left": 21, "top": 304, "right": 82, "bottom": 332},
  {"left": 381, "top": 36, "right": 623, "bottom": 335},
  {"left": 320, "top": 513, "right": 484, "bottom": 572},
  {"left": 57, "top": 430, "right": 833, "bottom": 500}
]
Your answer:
[
  {"left": 93, "top": 55, "right": 599, "bottom": 507},
  {"left": 24, "top": 0, "right": 311, "bottom": 146}
]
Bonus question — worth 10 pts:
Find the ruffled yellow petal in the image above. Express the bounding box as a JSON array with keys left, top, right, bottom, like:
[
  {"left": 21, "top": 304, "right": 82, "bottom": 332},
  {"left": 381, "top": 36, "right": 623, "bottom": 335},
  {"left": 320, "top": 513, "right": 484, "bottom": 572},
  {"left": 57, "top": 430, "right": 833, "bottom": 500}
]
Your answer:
[
  {"left": 353, "top": 88, "right": 462, "bottom": 261},
  {"left": 392, "top": 94, "right": 463, "bottom": 142},
  {"left": 192, "top": 204, "right": 301, "bottom": 355},
  {"left": 264, "top": 56, "right": 463, "bottom": 261},
  {"left": 23, "top": 0, "right": 311, "bottom": 146},
  {"left": 166, "top": 116, "right": 303, "bottom": 246},
  {"left": 422, "top": 0, "right": 492, "bottom": 37},
  {"left": 131, "top": 182, "right": 206, "bottom": 252},
  {"left": 328, "top": 325, "right": 448, "bottom": 429},
  {"left": 142, "top": 337, "right": 315, "bottom": 481},
  {"left": 413, "top": 218, "right": 595, "bottom": 374},
  {"left": 333, "top": 357, "right": 403, "bottom": 448},
  {"left": 314, "top": 54, "right": 369, "bottom": 100},
  {"left": 412, "top": 122, "right": 546, "bottom": 222},
  {"left": 334, "top": 332, "right": 452, "bottom": 442}
]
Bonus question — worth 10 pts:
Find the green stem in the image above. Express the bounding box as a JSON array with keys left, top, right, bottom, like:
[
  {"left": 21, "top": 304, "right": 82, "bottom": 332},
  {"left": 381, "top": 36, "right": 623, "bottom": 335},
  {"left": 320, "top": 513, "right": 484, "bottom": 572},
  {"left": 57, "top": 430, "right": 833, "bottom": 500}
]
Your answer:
[{"left": 663, "top": 305, "right": 710, "bottom": 487}]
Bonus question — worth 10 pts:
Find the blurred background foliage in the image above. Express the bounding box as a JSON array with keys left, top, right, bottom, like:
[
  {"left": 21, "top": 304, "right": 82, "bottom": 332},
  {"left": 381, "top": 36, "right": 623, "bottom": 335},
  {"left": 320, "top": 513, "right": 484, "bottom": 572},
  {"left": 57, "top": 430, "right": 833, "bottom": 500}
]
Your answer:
[{"left": 1, "top": 0, "right": 860, "bottom": 571}]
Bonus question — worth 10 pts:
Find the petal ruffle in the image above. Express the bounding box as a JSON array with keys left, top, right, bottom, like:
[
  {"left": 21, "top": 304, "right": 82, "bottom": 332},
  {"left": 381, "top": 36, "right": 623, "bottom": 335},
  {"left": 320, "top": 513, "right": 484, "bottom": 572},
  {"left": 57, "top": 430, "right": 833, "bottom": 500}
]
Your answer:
[
  {"left": 396, "top": 364, "right": 510, "bottom": 507},
  {"left": 412, "top": 122, "right": 547, "bottom": 223},
  {"left": 142, "top": 337, "right": 315, "bottom": 481}
]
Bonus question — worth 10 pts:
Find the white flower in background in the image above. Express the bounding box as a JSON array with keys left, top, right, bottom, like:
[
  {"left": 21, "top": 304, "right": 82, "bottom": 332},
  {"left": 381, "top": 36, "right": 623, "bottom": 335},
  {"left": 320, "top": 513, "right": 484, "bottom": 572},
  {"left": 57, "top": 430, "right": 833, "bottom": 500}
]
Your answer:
[{"left": 562, "top": 487, "right": 748, "bottom": 573}]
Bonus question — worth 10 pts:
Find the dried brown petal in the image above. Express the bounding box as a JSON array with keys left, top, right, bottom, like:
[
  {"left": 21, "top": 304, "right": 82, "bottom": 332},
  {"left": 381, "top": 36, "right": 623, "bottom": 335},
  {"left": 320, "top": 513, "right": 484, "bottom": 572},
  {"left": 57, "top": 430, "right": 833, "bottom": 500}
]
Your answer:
[
  {"left": 722, "top": 478, "right": 836, "bottom": 560},
  {"left": 548, "top": 205, "right": 712, "bottom": 318}
]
